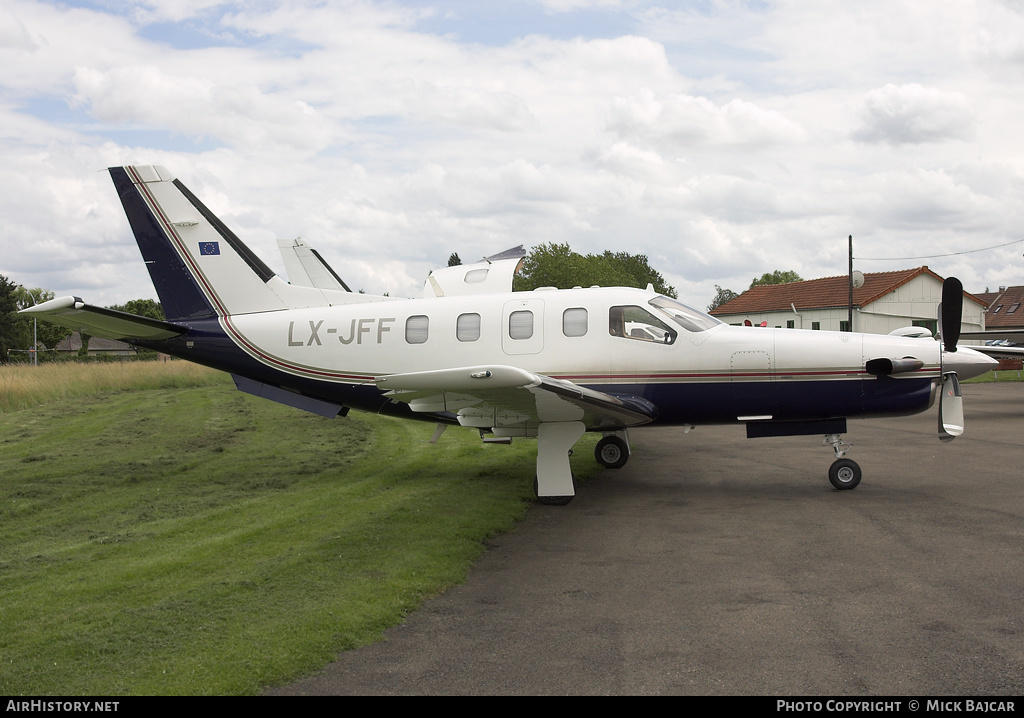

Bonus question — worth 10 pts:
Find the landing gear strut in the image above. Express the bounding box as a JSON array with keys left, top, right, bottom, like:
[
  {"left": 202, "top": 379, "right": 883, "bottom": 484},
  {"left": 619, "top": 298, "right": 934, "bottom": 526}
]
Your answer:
[
  {"left": 534, "top": 422, "right": 585, "bottom": 506},
  {"left": 824, "top": 433, "right": 861, "bottom": 490}
]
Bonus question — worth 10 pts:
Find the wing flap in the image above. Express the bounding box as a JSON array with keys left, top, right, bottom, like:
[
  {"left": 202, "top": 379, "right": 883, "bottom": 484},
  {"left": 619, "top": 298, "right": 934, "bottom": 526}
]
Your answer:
[
  {"left": 376, "top": 365, "right": 658, "bottom": 432},
  {"left": 19, "top": 296, "right": 185, "bottom": 341}
]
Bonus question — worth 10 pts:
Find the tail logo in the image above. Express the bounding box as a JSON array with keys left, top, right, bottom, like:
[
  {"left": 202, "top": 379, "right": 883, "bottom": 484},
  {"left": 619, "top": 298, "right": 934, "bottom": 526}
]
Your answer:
[{"left": 200, "top": 242, "right": 221, "bottom": 255}]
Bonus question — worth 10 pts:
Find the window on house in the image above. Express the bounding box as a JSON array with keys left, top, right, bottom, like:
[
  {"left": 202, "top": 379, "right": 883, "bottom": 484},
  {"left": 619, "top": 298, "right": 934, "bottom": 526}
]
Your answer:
[
  {"left": 786, "top": 320, "right": 795, "bottom": 329},
  {"left": 406, "top": 315, "right": 429, "bottom": 344},
  {"left": 811, "top": 322, "right": 820, "bottom": 330},
  {"left": 1008, "top": 303, "right": 1020, "bottom": 314},
  {"left": 840, "top": 321, "right": 850, "bottom": 332},
  {"left": 457, "top": 313, "right": 481, "bottom": 342},
  {"left": 562, "top": 308, "right": 588, "bottom": 337},
  {"left": 993, "top": 305, "right": 1003, "bottom": 313}
]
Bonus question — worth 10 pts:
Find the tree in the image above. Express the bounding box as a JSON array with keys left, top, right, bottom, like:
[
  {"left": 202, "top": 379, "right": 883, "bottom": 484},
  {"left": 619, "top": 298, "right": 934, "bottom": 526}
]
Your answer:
[
  {"left": 0, "top": 274, "right": 28, "bottom": 362},
  {"left": 447, "top": 252, "right": 462, "bottom": 267},
  {"left": 107, "top": 298, "right": 165, "bottom": 321},
  {"left": 105, "top": 299, "right": 165, "bottom": 359},
  {"left": 708, "top": 285, "right": 739, "bottom": 312},
  {"left": 514, "top": 243, "right": 677, "bottom": 297},
  {"left": 750, "top": 270, "right": 802, "bottom": 288},
  {"left": 14, "top": 287, "right": 71, "bottom": 355}
]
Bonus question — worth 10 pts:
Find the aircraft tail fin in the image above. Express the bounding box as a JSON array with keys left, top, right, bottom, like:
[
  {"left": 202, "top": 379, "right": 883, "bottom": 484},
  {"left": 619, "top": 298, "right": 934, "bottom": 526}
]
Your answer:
[
  {"left": 110, "top": 165, "right": 348, "bottom": 321},
  {"left": 277, "top": 237, "right": 352, "bottom": 292}
]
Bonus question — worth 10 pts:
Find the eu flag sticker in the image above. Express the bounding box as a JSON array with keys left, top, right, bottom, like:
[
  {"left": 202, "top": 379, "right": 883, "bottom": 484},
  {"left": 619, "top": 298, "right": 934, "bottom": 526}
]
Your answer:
[{"left": 200, "top": 242, "right": 220, "bottom": 255}]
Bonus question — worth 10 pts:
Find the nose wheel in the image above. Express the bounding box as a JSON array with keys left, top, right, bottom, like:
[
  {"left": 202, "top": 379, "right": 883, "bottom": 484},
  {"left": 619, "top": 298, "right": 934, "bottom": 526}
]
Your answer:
[
  {"left": 594, "top": 434, "right": 630, "bottom": 469},
  {"left": 824, "top": 433, "right": 861, "bottom": 490},
  {"left": 828, "top": 458, "right": 862, "bottom": 490}
]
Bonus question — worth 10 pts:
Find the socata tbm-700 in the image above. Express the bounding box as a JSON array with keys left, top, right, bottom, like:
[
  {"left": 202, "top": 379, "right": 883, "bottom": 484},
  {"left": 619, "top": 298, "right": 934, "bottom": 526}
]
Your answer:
[{"left": 24, "top": 165, "right": 996, "bottom": 504}]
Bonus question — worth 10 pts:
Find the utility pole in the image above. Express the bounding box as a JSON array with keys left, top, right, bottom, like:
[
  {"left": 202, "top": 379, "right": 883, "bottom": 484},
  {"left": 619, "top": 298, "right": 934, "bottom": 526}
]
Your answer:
[{"left": 848, "top": 235, "right": 853, "bottom": 332}]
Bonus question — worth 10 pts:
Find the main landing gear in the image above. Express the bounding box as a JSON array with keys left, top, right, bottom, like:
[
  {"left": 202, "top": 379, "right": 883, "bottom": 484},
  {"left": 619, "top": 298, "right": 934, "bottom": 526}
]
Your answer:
[
  {"left": 533, "top": 422, "right": 586, "bottom": 506},
  {"left": 534, "top": 428, "right": 631, "bottom": 505},
  {"left": 824, "top": 433, "right": 861, "bottom": 490}
]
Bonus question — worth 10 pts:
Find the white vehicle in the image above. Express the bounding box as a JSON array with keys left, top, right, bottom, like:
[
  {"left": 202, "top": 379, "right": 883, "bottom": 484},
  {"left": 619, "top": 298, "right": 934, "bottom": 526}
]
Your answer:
[{"left": 23, "top": 166, "right": 996, "bottom": 504}]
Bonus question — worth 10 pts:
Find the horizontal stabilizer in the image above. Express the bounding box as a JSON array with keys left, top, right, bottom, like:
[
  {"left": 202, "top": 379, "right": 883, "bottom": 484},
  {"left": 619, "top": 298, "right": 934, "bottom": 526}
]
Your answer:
[{"left": 19, "top": 296, "right": 185, "bottom": 341}]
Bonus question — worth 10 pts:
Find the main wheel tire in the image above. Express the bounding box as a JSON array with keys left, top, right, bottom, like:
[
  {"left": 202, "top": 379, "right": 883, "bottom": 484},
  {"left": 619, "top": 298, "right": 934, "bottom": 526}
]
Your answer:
[
  {"left": 828, "top": 458, "right": 862, "bottom": 490},
  {"left": 595, "top": 435, "right": 629, "bottom": 469},
  {"left": 534, "top": 474, "right": 576, "bottom": 506}
]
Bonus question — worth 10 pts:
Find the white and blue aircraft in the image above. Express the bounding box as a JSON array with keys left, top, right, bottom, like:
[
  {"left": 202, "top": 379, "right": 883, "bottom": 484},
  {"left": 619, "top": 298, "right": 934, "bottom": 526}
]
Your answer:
[{"left": 22, "top": 165, "right": 997, "bottom": 504}]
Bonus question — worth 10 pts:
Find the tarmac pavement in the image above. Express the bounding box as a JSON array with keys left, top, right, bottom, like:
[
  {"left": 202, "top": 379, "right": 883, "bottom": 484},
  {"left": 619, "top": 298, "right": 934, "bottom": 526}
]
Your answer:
[{"left": 266, "top": 382, "right": 1024, "bottom": 696}]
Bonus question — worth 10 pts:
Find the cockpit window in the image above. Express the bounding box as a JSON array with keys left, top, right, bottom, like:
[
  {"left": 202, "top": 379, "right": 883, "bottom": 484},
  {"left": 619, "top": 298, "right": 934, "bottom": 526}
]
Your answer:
[
  {"left": 649, "top": 296, "right": 722, "bottom": 333},
  {"left": 609, "top": 306, "right": 677, "bottom": 345}
]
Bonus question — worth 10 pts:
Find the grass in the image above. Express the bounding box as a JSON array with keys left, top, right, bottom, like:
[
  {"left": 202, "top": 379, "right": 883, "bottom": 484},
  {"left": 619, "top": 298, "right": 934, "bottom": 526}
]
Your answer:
[
  {"left": 0, "top": 360, "right": 229, "bottom": 413},
  {"left": 964, "top": 369, "right": 1024, "bottom": 383},
  {"left": 0, "top": 363, "right": 600, "bottom": 695}
]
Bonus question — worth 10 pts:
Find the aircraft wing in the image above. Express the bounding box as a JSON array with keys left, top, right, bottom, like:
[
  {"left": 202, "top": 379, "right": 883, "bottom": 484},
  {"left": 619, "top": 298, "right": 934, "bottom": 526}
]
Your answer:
[
  {"left": 19, "top": 296, "right": 185, "bottom": 341},
  {"left": 960, "top": 330, "right": 1024, "bottom": 342},
  {"left": 972, "top": 344, "right": 1024, "bottom": 359},
  {"left": 376, "top": 365, "right": 658, "bottom": 432}
]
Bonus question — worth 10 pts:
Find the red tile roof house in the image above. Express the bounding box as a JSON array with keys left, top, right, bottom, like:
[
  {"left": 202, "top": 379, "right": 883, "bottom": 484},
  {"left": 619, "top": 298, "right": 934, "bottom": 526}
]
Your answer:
[
  {"left": 975, "top": 285, "right": 1024, "bottom": 333},
  {"left": 709, "top": 267, "right": 988, "bottom": 338},
  {"left": 973, "top": 285, "right": 1024, "bottom": 373}
]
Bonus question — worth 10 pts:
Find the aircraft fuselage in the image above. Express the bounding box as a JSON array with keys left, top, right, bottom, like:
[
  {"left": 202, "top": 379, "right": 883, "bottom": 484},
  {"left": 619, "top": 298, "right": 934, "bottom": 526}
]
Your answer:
[{"left": 150, "top": 285, "right": 951, "bottom": 430}]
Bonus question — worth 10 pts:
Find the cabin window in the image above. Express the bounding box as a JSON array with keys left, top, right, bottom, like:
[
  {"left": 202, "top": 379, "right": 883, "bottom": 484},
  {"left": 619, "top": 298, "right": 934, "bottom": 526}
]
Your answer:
[
  {"left": 509, "top": 310, "right": 534, "bottom": 340},
  {"left": 609, "top": 305, "right": 676, "bottom": 344},
  {"left": 464, "top": 268, "right": 488, "bottom": 284},
  {"left": 562, "top": 308, "right": 588, "bottom": 337},
  {"left": 406, "top": 315, "right": 429, "bottom": 344},
  {"left": 457, "top": 313, "right": 481, "bottom": 342}
]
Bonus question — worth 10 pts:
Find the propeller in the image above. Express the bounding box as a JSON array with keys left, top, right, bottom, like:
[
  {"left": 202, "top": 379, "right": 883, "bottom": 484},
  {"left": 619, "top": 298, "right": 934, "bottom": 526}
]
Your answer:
[
  {"left": 938, "top": 276, "right": 963, "bottom": 353},
  {"left": 937, "top": 277, "right": 964, "bottom": 442}
]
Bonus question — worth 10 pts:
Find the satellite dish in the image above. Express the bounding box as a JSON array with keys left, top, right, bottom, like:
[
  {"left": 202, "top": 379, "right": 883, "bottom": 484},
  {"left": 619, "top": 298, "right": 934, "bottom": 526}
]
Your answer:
[{"left": 852, "top": 270, "right": 865, "bottom": 289}]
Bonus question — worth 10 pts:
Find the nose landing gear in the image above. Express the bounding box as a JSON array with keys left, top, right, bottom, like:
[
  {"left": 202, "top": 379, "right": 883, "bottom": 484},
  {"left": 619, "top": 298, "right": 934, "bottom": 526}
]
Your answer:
[{"left": 824, "top": 433, "right": 861, "bottom": 490}]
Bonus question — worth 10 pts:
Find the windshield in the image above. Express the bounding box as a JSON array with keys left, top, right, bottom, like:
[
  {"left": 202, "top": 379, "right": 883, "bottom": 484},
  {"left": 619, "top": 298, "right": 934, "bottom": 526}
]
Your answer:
[{"left": 649, "top": 296, "right": 722, "bottom": 333}]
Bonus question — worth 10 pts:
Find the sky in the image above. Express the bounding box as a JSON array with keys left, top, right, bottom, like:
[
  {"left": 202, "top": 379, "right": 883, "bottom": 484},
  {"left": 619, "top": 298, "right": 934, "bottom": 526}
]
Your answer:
[{"left": 3, "top": 0, "right": 1024, "bottom": 311}]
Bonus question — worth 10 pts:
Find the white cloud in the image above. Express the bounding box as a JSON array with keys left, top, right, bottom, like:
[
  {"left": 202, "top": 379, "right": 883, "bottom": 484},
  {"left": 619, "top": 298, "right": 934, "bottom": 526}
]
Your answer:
[
  {"left": 607, "top": 88, "right": 806, "bottom": 152},
  {"left": 0, "top": 5, "right": 35, "bottom": 51},
  {"left": 3, "top": 0, "right": 1024, "bottom": 309},
  {"left": 852, "top": 84, "right": 977, "bottom": 145},
  {"left": 71, "top": 65, "right": 336, "bottom": 152}
]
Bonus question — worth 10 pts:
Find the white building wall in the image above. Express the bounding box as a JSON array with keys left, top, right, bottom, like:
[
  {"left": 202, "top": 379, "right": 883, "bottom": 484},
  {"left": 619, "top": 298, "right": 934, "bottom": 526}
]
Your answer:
[{"left": 716, "top": 275, "right": 986, "bottom": 337}]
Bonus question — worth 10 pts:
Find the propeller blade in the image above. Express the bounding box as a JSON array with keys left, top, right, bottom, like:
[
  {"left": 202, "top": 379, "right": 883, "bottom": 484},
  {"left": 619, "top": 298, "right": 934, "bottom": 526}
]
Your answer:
[
  {"left": 940, "top": 277, "right": 963, "bottom": 353},
  {"left": 938, "top": 372, "right": 964, "bottom": 442}
]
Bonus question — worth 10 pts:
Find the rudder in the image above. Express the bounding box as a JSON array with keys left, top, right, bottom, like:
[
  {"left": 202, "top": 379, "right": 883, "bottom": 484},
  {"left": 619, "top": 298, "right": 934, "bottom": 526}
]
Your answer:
[{"left": 109, "top": 165, "right": 289, "bottom": 320}]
